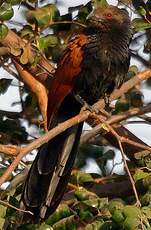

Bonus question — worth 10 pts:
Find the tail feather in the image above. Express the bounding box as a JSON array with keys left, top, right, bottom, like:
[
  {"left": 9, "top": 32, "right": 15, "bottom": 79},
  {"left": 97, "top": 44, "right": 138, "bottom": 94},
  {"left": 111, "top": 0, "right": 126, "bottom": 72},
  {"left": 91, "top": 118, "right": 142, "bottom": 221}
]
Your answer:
[{"left": 20, "top": 95, "right": 82, "bottom": 223}]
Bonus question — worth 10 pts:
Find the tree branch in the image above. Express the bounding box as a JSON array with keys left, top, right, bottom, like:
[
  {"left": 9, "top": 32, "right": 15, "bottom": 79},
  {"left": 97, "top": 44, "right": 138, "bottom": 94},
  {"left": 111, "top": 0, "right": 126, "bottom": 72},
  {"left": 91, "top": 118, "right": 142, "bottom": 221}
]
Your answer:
[
  {"left": 0, "top": 69, "right": 151, "bottom": 185},
  {"left": 81, "top": 103, "right": 151, "bottom": 144},
  {"left": 0, "top": 144, "right": 20, "bottom": 156}
]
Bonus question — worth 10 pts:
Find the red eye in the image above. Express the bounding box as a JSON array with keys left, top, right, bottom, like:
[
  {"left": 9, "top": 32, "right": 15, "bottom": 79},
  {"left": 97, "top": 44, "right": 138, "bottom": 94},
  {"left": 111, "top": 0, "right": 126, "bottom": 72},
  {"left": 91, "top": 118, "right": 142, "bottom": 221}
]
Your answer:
[{"left": 105, "top": 13, "right": 112, "bottom": 19}]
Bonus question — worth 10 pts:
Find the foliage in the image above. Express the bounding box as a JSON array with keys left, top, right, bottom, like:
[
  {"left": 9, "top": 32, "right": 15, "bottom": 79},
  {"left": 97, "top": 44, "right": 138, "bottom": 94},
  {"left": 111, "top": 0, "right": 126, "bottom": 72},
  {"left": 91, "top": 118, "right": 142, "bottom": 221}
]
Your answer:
[{"left": 0, "top": 0, "right": 150, "bottom": 229}]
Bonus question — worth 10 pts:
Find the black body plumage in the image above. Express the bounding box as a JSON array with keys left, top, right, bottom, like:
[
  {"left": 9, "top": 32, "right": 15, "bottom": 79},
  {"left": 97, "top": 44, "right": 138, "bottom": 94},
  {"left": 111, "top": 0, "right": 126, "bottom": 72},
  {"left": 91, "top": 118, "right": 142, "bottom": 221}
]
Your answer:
[
  {"left": 74, "top": 25, "right": 131, "bottom": 104},
  {"left": 20, "top": 5, "right": 131, "bottom": 224}
]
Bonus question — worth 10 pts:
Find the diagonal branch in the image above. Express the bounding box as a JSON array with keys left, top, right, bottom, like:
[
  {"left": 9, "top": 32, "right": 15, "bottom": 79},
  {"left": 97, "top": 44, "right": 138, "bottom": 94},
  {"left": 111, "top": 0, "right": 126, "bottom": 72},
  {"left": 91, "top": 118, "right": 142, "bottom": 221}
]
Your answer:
[
  {"left": 0, "top": 69, "right": 151, "bottom": 185},
  {"left": 0, "top": 111, "right": 90, "bottom": 186},
  {"left": 81, "top": 103, "right": 151, "bottom": 144}
]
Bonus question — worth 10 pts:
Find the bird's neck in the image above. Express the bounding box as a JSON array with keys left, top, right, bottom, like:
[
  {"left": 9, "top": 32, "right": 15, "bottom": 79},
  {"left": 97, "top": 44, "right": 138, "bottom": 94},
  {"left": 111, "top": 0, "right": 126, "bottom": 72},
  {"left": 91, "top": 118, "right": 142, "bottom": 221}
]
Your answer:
[
  {"left": 84, "top": 26, "right": 131, "bottom": 46},
  {"left": 84, "top": 26, "right": 131, "bottom": 60}
]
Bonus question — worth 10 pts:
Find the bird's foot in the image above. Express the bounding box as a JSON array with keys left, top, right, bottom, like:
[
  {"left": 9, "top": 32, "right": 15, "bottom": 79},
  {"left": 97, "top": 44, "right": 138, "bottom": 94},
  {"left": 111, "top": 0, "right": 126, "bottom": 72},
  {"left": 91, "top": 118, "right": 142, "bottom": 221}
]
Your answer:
[
  {"left": 75, "top": 94, "right": 104, "bottom": 115},
  {"left": 74, "top": 94, "right": 95, "bottom": 113}
]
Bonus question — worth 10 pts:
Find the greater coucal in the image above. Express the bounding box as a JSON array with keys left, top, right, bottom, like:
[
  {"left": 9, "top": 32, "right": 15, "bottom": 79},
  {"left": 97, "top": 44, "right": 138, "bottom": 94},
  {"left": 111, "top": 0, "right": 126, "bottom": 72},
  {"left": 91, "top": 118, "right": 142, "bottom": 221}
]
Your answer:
[{"left": 20, "top": 5, "right": 131, "bottom": 223}]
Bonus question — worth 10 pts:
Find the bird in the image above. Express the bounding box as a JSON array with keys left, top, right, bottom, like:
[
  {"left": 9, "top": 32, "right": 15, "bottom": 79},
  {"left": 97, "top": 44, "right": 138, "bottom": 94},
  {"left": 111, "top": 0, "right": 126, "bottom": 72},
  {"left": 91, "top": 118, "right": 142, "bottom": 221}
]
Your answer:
[{"left": 20, "top": 4, "right": 132, "bottom": 223}]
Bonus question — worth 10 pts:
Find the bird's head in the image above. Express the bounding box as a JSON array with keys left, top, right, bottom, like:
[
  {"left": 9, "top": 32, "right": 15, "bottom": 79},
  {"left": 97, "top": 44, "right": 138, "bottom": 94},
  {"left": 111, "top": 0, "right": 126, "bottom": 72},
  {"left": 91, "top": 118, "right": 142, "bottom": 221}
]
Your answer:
[{"left": 87, "top": 5, "right": 130, "bottom": 32}]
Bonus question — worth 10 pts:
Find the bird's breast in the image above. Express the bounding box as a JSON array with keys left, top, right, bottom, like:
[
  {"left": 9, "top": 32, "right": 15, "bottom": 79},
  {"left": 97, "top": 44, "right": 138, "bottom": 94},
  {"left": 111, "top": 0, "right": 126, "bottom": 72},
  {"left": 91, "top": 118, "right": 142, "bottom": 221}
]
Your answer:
[{"left": 73, "top": 34, "right": 129, "bottom": 105}]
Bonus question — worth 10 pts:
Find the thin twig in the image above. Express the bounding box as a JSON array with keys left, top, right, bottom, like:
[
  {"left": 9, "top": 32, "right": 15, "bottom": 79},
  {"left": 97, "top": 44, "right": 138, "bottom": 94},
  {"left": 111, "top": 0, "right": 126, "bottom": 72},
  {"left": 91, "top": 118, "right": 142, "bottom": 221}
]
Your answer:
[
  {"left": 90, "top": 113, "right": 141, "bottom": 206},
  {"left": 41, "top": 20, "right": 86, "bottom": 32},
  {"left": 118, "top": 141, "right": 141, "bottom": 206},
  {"left": 89, "top": 113, "right": 151, "bottom": 153},
  {"left": 0, "top": 200, "right": 33, "bottom": 215},
  {"left": 81, "top": 103, "right": 151, "bottom": 144}
]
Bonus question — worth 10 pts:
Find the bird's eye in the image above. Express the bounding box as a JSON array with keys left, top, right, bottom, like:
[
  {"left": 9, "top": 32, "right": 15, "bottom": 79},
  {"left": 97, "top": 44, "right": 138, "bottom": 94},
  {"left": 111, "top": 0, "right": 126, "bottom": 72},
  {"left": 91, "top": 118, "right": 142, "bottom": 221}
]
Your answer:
[{"left": 105, "top": 13, "right": 112, "bottom": 19}]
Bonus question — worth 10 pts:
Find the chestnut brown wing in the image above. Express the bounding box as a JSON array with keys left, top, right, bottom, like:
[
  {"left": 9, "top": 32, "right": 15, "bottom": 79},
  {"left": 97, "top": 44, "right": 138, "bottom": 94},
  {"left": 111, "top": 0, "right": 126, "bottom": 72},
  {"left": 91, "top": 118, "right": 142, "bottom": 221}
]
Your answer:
[{"left": 47, "top": 34, "right": 88, "bottom": 126}]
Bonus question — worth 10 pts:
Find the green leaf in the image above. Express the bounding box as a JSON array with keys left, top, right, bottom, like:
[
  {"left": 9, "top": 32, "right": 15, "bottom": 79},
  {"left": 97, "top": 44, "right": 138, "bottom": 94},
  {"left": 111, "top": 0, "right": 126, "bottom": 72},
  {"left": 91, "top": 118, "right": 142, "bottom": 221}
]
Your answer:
[
  {"left": 127, "top": 89, "right": 143, "bottom": 107},
  {"left": 133, "top": 169, "right": 149, "bottom": 182},
  {"left": 16, "top": 223, "right": 37, "bottom": 229},
  {"left": 114, "top": 98, "right": 129, "bottom": 114},
  {"left": 74, "top": 187, "right": 98, "bottom": 201},
  {"left": 38, "top": 223, "right": 53, "bottom": 230},
  {"left": 146, "top": 161, "right": 151, "bottom": 169},
  {"left": 20, "top": 25, "right": 35, "bottom": 40},
  {"left": 83, "top": 197, "right": 108, "bottom": 210},
  {"left": 123, "top": 217, "right": 140, "bottom": 230},
  {"left": 0, "top": 217, "right": 5, "bottom": 229},
  {"left": 46, "top": 204, "right": 71, "bottom": 226},
  {"left": 123, "top": 205, "right": 141, "bottom": 218},
  {"left": 71, "top": 171, "right": 94, "bottom": 186},
  {"left": 85, "top": 220, "right": 104, "bottom": 230},
  {"left": 108, "top": 199, "right": 125, "bottom": 214},
  {"left": 27, "top": 4, "right": 60, "bottom": 28},
  {"left": 128, "top": 65, "right": 139, "bottom": 76},
  {"left": 27, "top": 0, "right": 37, "bottom": 2},
  {"left": 97, "top": 0, "right": 108, "bottom": 7},
  {"left": 142, "top": 207, "right": 151, "bottom": 220},
  {"left": 0, "top": 205, "right": 7, "bottom": 218},
  {"left": 141, "top": 192, "right": 151, "bottom": 206},
  {"left": 73, "top": 202, "right": 94, "bottom": 220},
  {"left": 99, "top": 220, "right": 118, "bottom": 230},
  {"left": 0, "top": 78, "right": 12, "bottom": 95},
  {"left": 112, "top": 209, "right": 125, "bottom": 223},
  {"left": 6, "top": 195, "right": 20, "bottom": 218},
  {"left": 77, "top": 1, "right": 93, "bottom": 23},
  {"left": 6, "top": 0, "right": 22, "bottom": 5},
  {"left": 132, "top": 18, "right": 151, "bottom": 31},
  {"left": 137, "top": 6, "right": 147, "bottom": 17},
  {"left": 0, "top": 3, "right": 14, "bottom": 21},
  {"left": 52, "top": 215, "right": 76, "bottom": 230},
  {"left": 0, "top": 24, "right": 8, "bottom": 39},
  {"left": 37, "top": 35, "right": 59, "bottom": 53}
]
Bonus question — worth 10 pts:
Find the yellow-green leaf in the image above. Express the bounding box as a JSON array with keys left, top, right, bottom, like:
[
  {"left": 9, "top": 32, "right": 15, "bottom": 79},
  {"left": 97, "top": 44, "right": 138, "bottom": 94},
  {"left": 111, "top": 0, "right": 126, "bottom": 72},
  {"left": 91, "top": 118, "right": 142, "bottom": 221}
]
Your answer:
[
  {"left": 6, "top": 0, "right": 22, "bottom": 5},
  {"left": 0, "top": 3, "right": 14, "bottom": 21},
  {"left": 0, "top": 24, "right": 8, "bottom": 39},
  {"left": 97, "top": 0, "right": 108, "bottom": 7},
  {"left": 133, "top": 169, "right": 149, "bottom": 182},
  {"left": 27, "top": 4, "right": 60, "bottom": 28},
  {"left": 132, "top": 18, "right": 151, "bottom": 31},
  {"left": 46, "top": 204, "right": 71, "bottom": 226},
  {"left": 0, "top": 205, "right": 7, "bottom": 218},
  {"left": 37, "top": 35, "right": 59, "bottom": 52}
]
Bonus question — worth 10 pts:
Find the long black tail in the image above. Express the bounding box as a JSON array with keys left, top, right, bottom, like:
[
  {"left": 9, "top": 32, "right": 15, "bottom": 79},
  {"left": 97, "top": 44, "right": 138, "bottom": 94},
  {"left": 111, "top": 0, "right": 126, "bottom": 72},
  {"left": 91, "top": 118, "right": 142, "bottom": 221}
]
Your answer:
[{"left": 20, "top": 95, "right": 82, "bottom": 223}]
